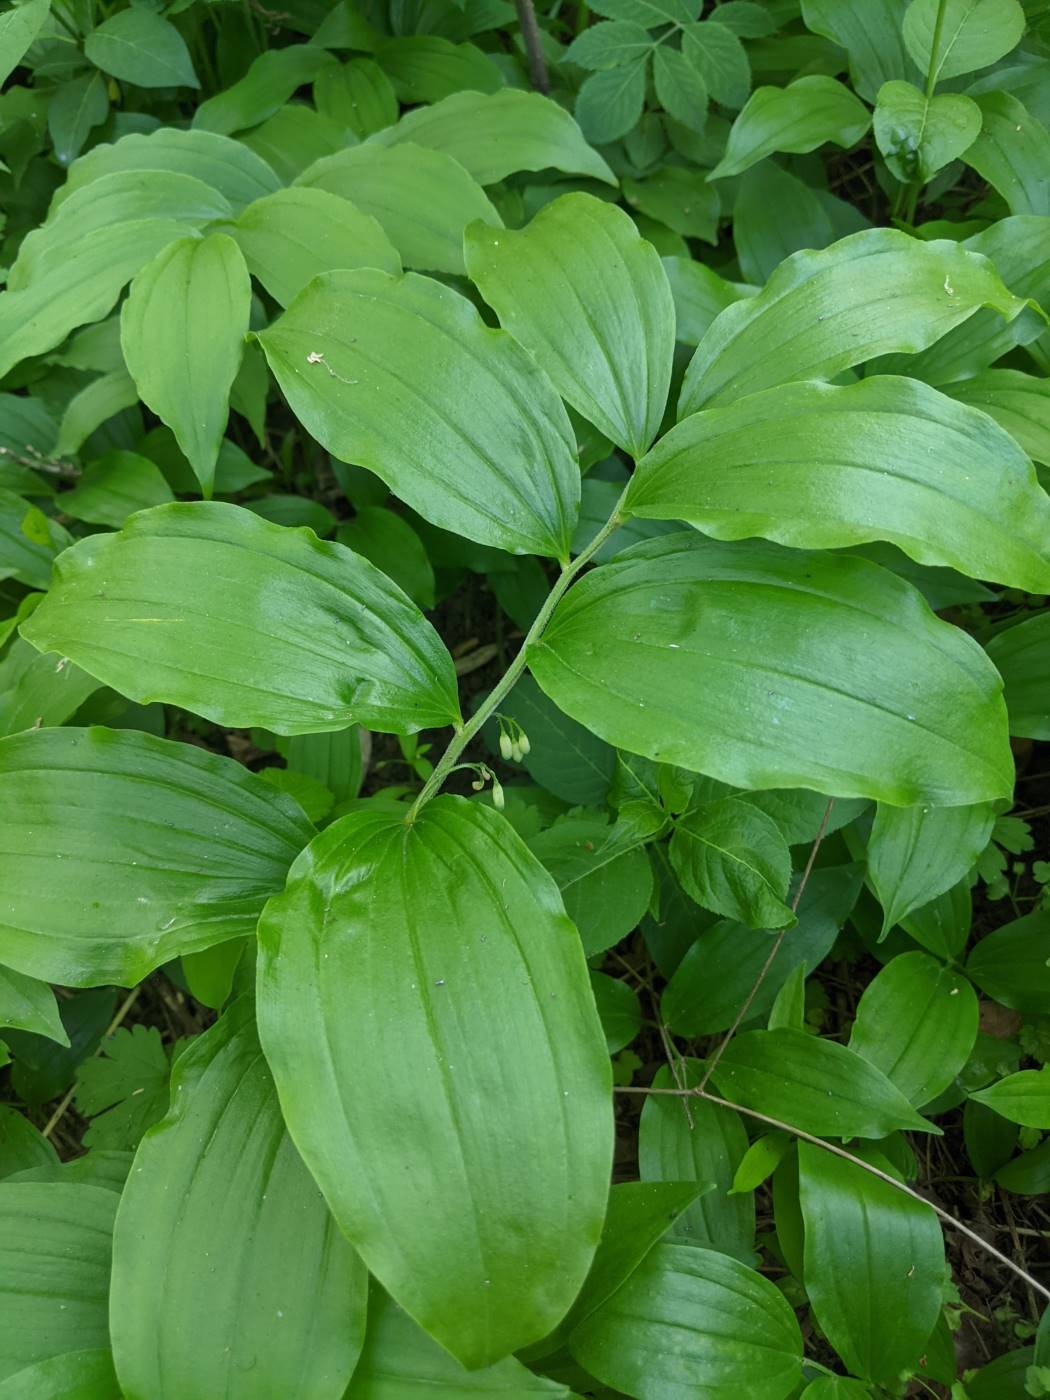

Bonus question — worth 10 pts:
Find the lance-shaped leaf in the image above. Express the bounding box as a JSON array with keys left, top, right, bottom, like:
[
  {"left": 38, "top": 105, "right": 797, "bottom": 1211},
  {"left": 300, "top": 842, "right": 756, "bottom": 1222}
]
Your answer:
[
  {"left": 232, "top": 186, "right": 401, "bottom": 307},
  {"left": 710, "top": 75, "right": 871, "bottom": 180},
  {"left": 257, "top": 269, "right": 580, "bottom": 560},
  {"left": 0, "top": 1183, "right": 116, "bottom": 1382},
  {"left": 866, "top": 800, "right": 997, "bottom": 936},
  {"left": 798, "top": 1144, "right": 944, "bottom": 1384},
  {"left": 971, "top": 1069, "right": 1050, "bottom": 1128},
  {"left": 22, "top": 503, "right": 461, "bottom": 736},
  {"left": 466, "top": 194, "right": 674, "bottom": 458},
  {"left": 569, "top": 1242, "right": 803, "bottom": 1400},
  {"left": 256, "top": 798, "right": 613, "bottom": 1368},
  {"left": 528, "top": 533, "right": 1012, "bottom": 807},
  {"left": 670, "top": 795, "right": 794, "bottom": 929},
  {"left": 296, "top": 144, "right": 502, "bottom": 276},
  {"left": 986, "top": 612, "right": 1050, "bottom": 739},
  {"left": 848, "top": 951, "right": 978, "bottom": 1106},
  {"left": 111, "top": 998, "right": 366, "bottom": 1400},
  {"left": 678, "top": 228, "right": 1029, "bottom": 414},
  {"left": 121, "top": 234, "right": 251, "bottom": 498},
  {"left": 0, "top": 726, "right": 314, "bottom": 987},
  {"left": 709, "top": 1028, "right": 939, "bottom": 1137},
  {"left": 366, "top": 88, "right": 616, "bottom": 186}
]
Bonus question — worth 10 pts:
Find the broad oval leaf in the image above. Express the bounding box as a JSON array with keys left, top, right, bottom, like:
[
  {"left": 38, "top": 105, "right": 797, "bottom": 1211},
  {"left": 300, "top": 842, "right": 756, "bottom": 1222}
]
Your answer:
[
  {"left": 569, "top": 1241, "right": 803, "bottom": 1400},
  {"left": 986, "top": 612, "right": 1050, "bottom": 739},
  {"left": 670, "top": 795, "right": 794, "bottom": 929},
  {"left": 256, "top": 797, "right": 613, "bottom": 1368},
  {"left": 848, "top": 951, "right": 979, "bottom": 1106},
  {"left": 296, "top": 143, "right": 502, "bottom": 276},
  {"left": 257, "top": 269, "right": 580, "bottom": 560},
  {"left": 22, "top": 502, "right": 461, "bottom": 736},
  {"left": 528, "top": 533, "right": 1012, "bottom": 807},
  {"left": 121, "top": 234, "right": 251, "bottom": 498},
  {"left": 798, "top": 1144, "right": 944, "bottom": 1384},
  {"left": 678, "top": 228, "right": 1028, "bottom": 414},
  {"left": 0, "top": 1183, "right": 116, "bottom": 1382},
  {"left": 0, "top": 726, "right": 314, "bottom": 986},
  {"left": 83, "top": 9, "right": 198, "bottom": 89},
  {"left": 366, "top": 88, "right": 616, "bottom": 186},
  {"left": 111, "top": 998, "right": 367, "bottom": 1400},
  {"left": 466, "top": 193, "right": 674, "bottom": 458},
  {"left": 710, "top": 75, "right": 871, "bottom": 180},
  {"left": 867, "top": 800, "right": 996, "bottom": 936},
  {"left": 709, "top": 1028, "right": 939, "bottom": 1137},
  {"left": 233, "top": 186, "right": 401, "bottom": 306}
]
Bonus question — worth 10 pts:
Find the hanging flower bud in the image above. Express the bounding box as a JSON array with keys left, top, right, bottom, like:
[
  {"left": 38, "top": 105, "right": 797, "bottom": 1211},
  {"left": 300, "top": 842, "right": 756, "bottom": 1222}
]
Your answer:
[
  {"left": 499, "top": 729, "right": 514, "bottom": 762},
  {"left": 491, "top": 776, "right": 505, "bottom": 811}
]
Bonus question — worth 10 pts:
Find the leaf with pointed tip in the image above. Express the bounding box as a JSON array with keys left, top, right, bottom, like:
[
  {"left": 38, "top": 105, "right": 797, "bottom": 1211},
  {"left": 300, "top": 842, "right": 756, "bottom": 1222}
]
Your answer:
[
  {"left": 961, "top": 91, "right": 1050, "bottom": 217},
  {"left": 678, "top": 228, "right": 1030, "bottom": 415},
  {"left": 972, "top": 1069, "right": 1050, "bottom": 1127},
  {"left": 23, "top": 503, "right": 460, "bottom": 736},
  {"left": 802, "top": 0, "right": 918, "bottom": 102},
  {"left": 575, "top": 59, "right": 648, "bottom": 144},
  {"left": 59, "top": 452, "right": 174, "bottom": 529},
  {"left": 84, "top": 8, "right": 198, "bottom": 88},
  {"left": 867, "top": 800, "right": 996, "bottom": 936},
  {"left": 528, "top": 534, "right": 1012, "bottom": 807},
  {"left": 903, "top": 0, "right": 1025, "bottom": 84},
  {"left": 0, "top": 0, "right": 50, "bottom": 88},
  {"left": 193, "top": 45, "right": 334, "bottom": 135},
  {"left": 257, "top": 269, "right": 580, "bottom": 559},
  {"left": 709, "top": 76, "right": 870, "bottom": 180},
  {"left": 111, "top": 998, "right": 366, "bottom": 1400},
  {"left": 0, "top": 967, "right": 68, "bottom": 1046},
  {"left": 966, "top": 912, "right": 1050, "bottom": 1014},
  {"left": 257, "top": 798, "right": 612, "bottom": 1368}
]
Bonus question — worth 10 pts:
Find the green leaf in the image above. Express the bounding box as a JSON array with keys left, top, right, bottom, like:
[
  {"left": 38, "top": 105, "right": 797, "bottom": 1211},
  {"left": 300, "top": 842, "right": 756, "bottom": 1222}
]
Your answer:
[
  {"left": 84, "top": 9, "right": 198, "bottom": 89},
  {"left": 0, "top": 726, "right": 315, "bottom": 986},
  {"left": 240, "top": 105, "right": 354, "bottom": 184},
  {"left": 0, "top": 1183, "right": 116, "bottom": 1382},
  {"left": 944, "top": 368, "right": 1050, "bottom": 466},
  {"left": 662, "top": 866, "right": 863, "bottom": 1034},
  {"left": 682, "top": 21, "right": 751, "bottom": 109},
  {"left": 966, "top": 912, "right": 1050, "bottom": 1013},
  {"left": 575, "top": 58, "right": 648, "bottom": 144},
  {"left": 279, "top": 728, "right": 364, "bottom": 805},
  {"left": 47, "top": 70, "right": 108, "bottom": 166},
  {"left": 874, "top": 80, "right": 983, "bottom": 183},
  {"left": 491, "top": 673, "right": 616, "bottom": 806},
  {"left": 0, "top": 1350, "right": 120, "bottom": 1400},
  {"left": 639, "top": 1061, "right": 755, "bottom": 1260},
  {"left": 633, "top": 375, "right": 1050, "bottom": 592},
  {"left": 378, "top": 35, "right": 503, "bottom": 103},
  {"left": 0, "top": 966, "right": 68, "bottom": 1045},
  {"left": 528, "top": 533, "right": 1012, "bottom": 806},
  {"left": 0, "top": 638, "right": 98, "bottom": 738},
  {"left": 337, "top": 508, "right": 435, "bottom": 610},
  {"left": 297, "top": 143, "right": 502, "bottom": 276},
  {"left": 670, "top": 795, "right": 794, "bottom": 928},
  {"left": 23, "top": 502, "right": 460, "bottom": 736},
  {"left": 972, "top": 1069, "right": 1050, "bottom": 1127},
  {"left": 663, "top": 254, "right": 756, "bottom": 345},
  {"left": 0, "top": 0, "right": 50, "bottom": 88},
  {"left": 903, "top": 0, "right": 1025, "bottom": 83},
  {"left": 563, "top": 19, "right": 653, "bottom": 70},
  {"left": 589, "top": 972, "right": 643, "bottom": 1053},
  {"left": 52, "top": 371, "right": 138, "bottom": 459},
  {"left": 867, "top": 800, "right": 997, "bottom": 935},
  {"left": 623, "top": 166, "right": 720, "bottom": 243},
  {"left": 730, "top": 1131, "right": 792, "bottom": 1192},
  {"left": 528, "top": 814, "right": 653, "bottom": 955},
  {"left": 652, "top": 45, "right": 708, "bottom": 133},
  {"left": 367, "top": 89, "right": 616, "bottom": 186},
  {"left": 193, "top": 45, "right": 333, "bottom": 135},
  {"left": 111, "top": 999, "right": 367, "bottom": 1399},
  {"left": 569, "top": 1242, "right": 803, "bottom": 1399},
  {"left": 314, "top": 58, "right": 398, "bottom": 138},
  {"left": 466, "top": 192, "right": 674, "bottom": 457},
  {"left": 732, "top": 161, "right": 840, "bottom": 285},
  {"left": 120, "top": 234, "right": 250, "bottom": 498},
  {"left": 710, "top": 1028, "right": 940, "bottom": 1137},
  {"left": 233, "top": 186, "right": 401, "bottom": 307},
  {"left": 798, "top": 1143, "right": 944, "bottom": 1384},
  {"left": 256, "top": 798, "right": 612, "bottom": 1368},
  {"left": 257, "top": 269, "right": 579, "bottom": 560},
  {"left": 348, "top": 1282, "right": 567, "bottom": 1396},
  {"left": 59, "top": 451, "right": 174, "bottom": 529},
  {"left": 0, "top": 489, "right": 69, "bottom": 589},
  {"left": 678, "top": 228, "right": 1029, "bottom": 414},
  {"left": 802, "top": 0, "right": 919, "bottom": 102},
  {"left": 848, "top": 951, "right": 979, "bottom": 1106},
  {"left": 0, "top": 1105, "right": 58, "bottom": 1180},
  {"left": 986, "top": 612, "right": 1050, "bottom": 739},
  {"left": 962, "top": 92, "right": 1050, "bottom": 217},
  {"left": 709, "top": 76, "right": 870, "bottom": 180},
  {"left": 73, "top": 1025, "right": 170, "bottom": 1151},
  {"left": 902, "top": 879, "right": 972, "bottom": 960}
]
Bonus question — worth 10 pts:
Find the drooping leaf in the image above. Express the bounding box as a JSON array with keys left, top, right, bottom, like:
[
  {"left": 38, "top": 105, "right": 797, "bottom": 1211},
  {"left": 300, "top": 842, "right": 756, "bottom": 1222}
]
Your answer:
[
  {"left": 256, "top": 798, "right": 613, "bottom": 1368},
  {"left": 111, "top": 998, "right": 367, "bottom": 1400},
  {"left": 966, "top": 912, "right": 1050, "bottom": 1013},
  {"left": 848, "top": 951, "right": 979, "bottom": 1106},
  {"left": 367, "top": 88, "right": 616, "bottom": 186},
  {"left": 798, "top": 1143, "right": 944, "bottom": 1384},
  {"left": 84, "top": 9, "right": 199, "bottom": 89},
  {"left": 466, "top": 193, "right": 674, "bottom": 458},
  {"left": 972, "top": 1070, "right": 1050, "bottom": 1127},
  {"left": 22, "top": 503, "right": 461, "bottom": 736},
  {"left": 0, "top": 1183, "right": 116, "bottom": 1382},
  {"left": 874, "top": 80, "right": 983, "bottom": 183},
  {"left": 678, "top": 228, "right": 1028, "bottom": 414},
  {"left": 528, "top": 534, "right": 1012, "bottom": 807},
  {"left": 233, "top": 186, "right": 401, "bottom": 307},
  {"left": 670, "top": 795, "right": 794, "bottom": 929},
  {"left": 961, "top": 91, "right": 1050, "bottom": 217},
  {"left": 902, "top": 0, "right": 1026, "bottom": 84},
  {"left": 986, "top": 612, "right": 1050, "bottom": 739},
  {"left": 0, "top": 726, "right": 315, "bottom": 987},
  {"left": 193, "top": 45, "right": 334, "bottom": 135},
  {"left": 709, "top": 76, "right": 871, "bottom": 180},
  {"left": 801, "top": 0, "right": 919, "bottom": 102},
  {"left": 569, "top": 1242, "right": 803, "bottom": 1400},
  {"left": 257, "top": 269, "right": 580, "bottom": 559},
  {"left": 709, "top": 1028, "right": 939, "bottom": 1137}
]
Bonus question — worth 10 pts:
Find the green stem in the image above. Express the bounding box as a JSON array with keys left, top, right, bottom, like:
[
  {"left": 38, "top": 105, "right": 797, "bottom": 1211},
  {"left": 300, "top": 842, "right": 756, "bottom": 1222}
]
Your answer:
[
  {"left": 407, "top": 486, "right": 630, "bottom": 822},
  {"left": 924, "top": 0, "right": 949, "bottom": 99}
]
